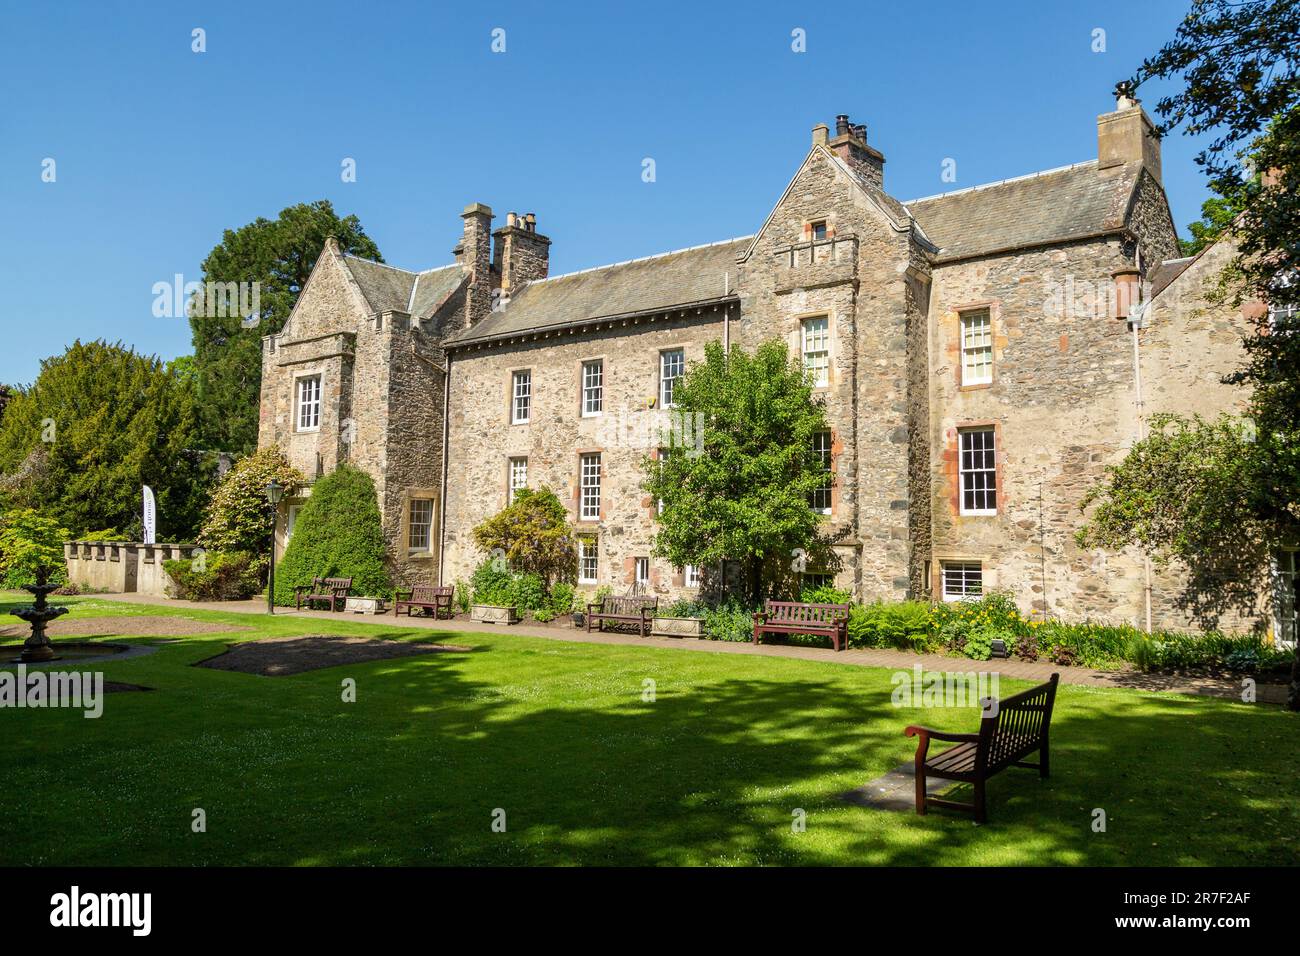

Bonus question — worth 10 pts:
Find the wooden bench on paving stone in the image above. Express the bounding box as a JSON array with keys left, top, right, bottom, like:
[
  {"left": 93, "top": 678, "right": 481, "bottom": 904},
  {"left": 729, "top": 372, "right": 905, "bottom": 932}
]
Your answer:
[
  {"left": 904, "top": 673, "right": 1060, "bottom": 823},
  {"left": 394, "top": 585, "right": 455, "bottom": 619},
  {"left": 587, "top": 595, "right": 658, "bottom": 638},
  {"left": 752, "top": 601, "right": 851, "bottom": 651},
  {"left": 294, "top": 576, "right": 354, "bottom": 612}
]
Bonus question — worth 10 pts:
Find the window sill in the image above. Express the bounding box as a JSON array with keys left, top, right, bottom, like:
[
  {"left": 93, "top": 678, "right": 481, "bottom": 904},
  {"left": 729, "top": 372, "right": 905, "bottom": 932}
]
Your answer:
[{"left": 959, "top": 509, "right": 999, "bottom": 517}]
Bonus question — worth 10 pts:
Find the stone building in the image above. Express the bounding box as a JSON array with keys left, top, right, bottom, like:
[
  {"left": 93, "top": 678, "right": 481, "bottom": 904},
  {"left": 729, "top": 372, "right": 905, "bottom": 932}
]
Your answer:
[{"left": 257, "top": 93, "right": 1295, "bottom": 640}]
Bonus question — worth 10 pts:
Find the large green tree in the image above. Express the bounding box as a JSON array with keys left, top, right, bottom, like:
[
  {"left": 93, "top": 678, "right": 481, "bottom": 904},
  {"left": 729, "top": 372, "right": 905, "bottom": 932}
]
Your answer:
[
  {"left": 190, "top": 201, "right": 382, "bottom": 456},
  {"left": 642, "top": 339, "right": 839, "bottom": 606},
  {"left": 0, "top": 340, "right": 212, "bottom": 539}
]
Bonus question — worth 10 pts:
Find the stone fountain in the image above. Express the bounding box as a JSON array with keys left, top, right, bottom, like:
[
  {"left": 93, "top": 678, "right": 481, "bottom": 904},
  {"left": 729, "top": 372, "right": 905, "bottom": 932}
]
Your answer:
[{"left": 9, "top": 566, "right": 69, "bottom": 663}]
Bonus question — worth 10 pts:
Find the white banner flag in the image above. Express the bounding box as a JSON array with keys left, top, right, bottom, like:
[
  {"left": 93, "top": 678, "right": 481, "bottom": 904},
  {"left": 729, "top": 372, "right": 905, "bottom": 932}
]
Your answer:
[{"left": 142, "top": 485, "right": 156, "bottom": 544}]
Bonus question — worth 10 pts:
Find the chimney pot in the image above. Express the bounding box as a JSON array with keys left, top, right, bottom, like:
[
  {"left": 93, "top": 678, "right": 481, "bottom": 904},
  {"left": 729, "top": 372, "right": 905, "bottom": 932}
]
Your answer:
[{"left": 835, "top": 114, "right": 850, "bottom": 136}]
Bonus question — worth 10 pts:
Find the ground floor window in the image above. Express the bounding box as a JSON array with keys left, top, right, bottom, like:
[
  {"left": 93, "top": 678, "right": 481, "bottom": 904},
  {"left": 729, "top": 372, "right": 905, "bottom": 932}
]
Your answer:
[
  {"left": 1276, "top": 549, "right": 1298, "bottom": 648},
  {"left": 408, "top": 499, "right": 434, "bottom": 551},
  {"left": 634, "top": 557, "right": 650, "bottom": 588},
  {"left": 941, "top": 561, "right": 983, "bottom": 601},
  {"left": 578, "top": 536, "right": 598, "bottom": 584},
  {"left": 683, "top": 564, "right": 700, "bottom": 588},
  {"left": 801, "top": 572, "right": 835, "bottom": 593},
  {"left": 285, "top": 504, "right": 301, "bottom": 546}
]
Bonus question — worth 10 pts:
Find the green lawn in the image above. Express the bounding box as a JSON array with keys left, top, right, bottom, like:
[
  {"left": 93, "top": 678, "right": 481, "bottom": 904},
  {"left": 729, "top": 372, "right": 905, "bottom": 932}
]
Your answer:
[{"left": 2, "top": 596, "right": 1297, "bottom": 866}]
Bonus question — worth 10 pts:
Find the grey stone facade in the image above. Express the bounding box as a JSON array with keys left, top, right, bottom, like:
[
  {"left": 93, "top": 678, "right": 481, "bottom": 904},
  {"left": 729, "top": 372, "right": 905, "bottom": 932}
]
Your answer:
[{"left": 258, "top": 95, "right": 1273, "bottom": 634}]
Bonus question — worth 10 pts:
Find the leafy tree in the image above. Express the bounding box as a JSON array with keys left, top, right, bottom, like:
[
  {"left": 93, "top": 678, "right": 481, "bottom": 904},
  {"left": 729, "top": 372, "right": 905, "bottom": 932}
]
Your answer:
[
  {"left": 190, "top": 201, "right": 382, "bottom": 456},
  {"left": 0, "top": 340, "right": 211, "bottom": 540},
  {"left": 0, "top": 508, "right": 71, "bottom": 588},
  {"left": 271, "top": 465, "right": 390, "bottom": 605},
  {"left": 1179, "top": 178, "right": 1249, "bottom": 256},
  {"left": 471, "top": 487, "right": 576, "bottom": 589},
  {"left": 1077, "top": 414, "right": 1299, "bottom": 709},
  {"left": 197, "top": 445, "right": 304, "bottom": 578},
  {"left": 642, "top": 339, "right": 840, "bottom": 606}
]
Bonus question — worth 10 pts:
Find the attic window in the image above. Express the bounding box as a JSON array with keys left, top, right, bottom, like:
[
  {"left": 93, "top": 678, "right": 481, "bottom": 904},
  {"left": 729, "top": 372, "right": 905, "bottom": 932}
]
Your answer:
[{"left": 810, "top": 220, "right": 828, "bottom": 241}]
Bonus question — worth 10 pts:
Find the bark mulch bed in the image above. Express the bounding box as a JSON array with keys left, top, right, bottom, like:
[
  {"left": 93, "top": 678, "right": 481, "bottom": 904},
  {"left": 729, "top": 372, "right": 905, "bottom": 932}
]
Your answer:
[
  {"left": 195, "top": 634, "right": 470, "bottom": 677},
  {"left": 0, "top": 616, "right": 254, "bottom": 640}
]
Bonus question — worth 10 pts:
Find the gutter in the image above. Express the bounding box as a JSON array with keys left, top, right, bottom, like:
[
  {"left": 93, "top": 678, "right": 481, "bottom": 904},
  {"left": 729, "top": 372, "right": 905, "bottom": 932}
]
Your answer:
[{"left": 437, "top": 349, "right": 451, "bottom": 586}]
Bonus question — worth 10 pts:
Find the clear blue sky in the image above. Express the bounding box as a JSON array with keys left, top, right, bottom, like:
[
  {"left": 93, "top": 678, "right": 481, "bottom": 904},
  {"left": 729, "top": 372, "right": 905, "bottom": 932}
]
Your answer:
[{"left": 0, "top": 0, "right": 1212, "bottom": 386}]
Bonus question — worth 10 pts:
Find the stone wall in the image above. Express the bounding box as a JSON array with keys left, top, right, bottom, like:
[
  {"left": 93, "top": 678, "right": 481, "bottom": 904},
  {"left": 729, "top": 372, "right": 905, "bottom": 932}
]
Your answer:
[
  {"left": 63, "top": 541, "right": 201, "bottom": 596},
  {"left": 442, "top": 308, "right": 732, "bottom": 597}
]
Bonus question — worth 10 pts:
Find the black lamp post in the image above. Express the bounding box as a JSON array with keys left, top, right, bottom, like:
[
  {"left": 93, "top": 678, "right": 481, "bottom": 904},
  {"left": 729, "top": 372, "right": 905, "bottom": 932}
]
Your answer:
[{"left": 266, "top": 479, "right": 284, "bottom": 614}]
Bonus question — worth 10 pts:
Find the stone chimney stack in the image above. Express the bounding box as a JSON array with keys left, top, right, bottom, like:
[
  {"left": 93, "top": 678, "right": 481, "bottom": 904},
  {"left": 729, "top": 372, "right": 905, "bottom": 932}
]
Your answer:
[
  {"left": 493, "top": 210, "right": 551, "bottom": 294},
  {"left": 454, "top": 202, "right": 494, "bottom": 326},
  {"left": 1098, "top": 83, "right": 1162, "bottom": 182},
  {"left": 826, "top": 113, "right": 885, "bottom": 190}
]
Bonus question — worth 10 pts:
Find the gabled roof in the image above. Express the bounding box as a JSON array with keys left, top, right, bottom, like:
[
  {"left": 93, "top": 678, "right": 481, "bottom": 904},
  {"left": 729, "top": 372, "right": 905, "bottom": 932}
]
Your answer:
[
  {"left": 903, "top": 160, "right": 1139, "bottom": 262},
  {"left": 445, "top": 237, "right": 750, "bottom": 346},
  {"left": 341, "top": 256, "right": 463, "bottom": 319},
  {"left": 1148, "top": 256, "right": 1196, "bottom": 297}
]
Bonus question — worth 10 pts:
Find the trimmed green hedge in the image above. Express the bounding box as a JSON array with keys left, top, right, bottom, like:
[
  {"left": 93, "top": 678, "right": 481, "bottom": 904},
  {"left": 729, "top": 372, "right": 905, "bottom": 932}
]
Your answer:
[{"left": 271, "top": 466, "right": 390, "bottom": 605}]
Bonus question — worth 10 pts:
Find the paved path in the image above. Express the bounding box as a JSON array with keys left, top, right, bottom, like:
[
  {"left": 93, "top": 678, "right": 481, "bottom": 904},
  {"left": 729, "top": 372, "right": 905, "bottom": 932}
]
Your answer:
[{"left": 86, "top": 591, "right": 1286, "bottom": 703}]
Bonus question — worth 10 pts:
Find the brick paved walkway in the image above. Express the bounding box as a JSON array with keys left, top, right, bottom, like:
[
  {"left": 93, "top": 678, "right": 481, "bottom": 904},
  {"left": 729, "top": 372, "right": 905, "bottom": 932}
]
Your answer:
[{"left": 87, "top": 592, "right": 1286, "bottom": 703}]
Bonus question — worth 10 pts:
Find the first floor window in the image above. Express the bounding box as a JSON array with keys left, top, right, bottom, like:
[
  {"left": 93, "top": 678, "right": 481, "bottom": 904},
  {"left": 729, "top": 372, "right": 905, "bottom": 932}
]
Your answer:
[
  {"left": 578, "top": 536, "right": 599, "bottom": 584},
  {"left": 512, "top": 370, "right": 531, "bottom": 423},
  {"left": 296, "top": 374, "right": 321, "bottom": 430},
  {"left": 1275, "top": 550, "right": 1298, "bottom": 648},
  {"left": 941, "top": 561, "right": 983, "bottom": 601},
  {"left": 810, "top": 219, "right": 828, "bottom": 241},
  {"left": 634, "top": 557, "right": 650, "bottom": 587},
  {"left": 580, "top": 452, "right": 602, "bottom": 520},
  {"left": 802, "top": 316, "right": 830, "bottom": 387},
  {"left": 811, "top": 430, "right": 833, "bottom": 514},
  {"left": 508, "top": 457, "right": 527, "bottom": 504},
  {"left": 582, "top": 359, "right": 603, "bottom": 416},
  {"left": 660, "top": 349, "right": 684, "bottom": 407},
  {"left": 960, "top": 308, "right": 993, "bottom": 385},
  {"left": 683, "top": 564, "right": 701, "bottom": 588},
  {"left": 959, "top": 427, "right": 997, "bottom": 515},
  {"left": 408, "top": 498, "right": 434, "bottom": 551}
]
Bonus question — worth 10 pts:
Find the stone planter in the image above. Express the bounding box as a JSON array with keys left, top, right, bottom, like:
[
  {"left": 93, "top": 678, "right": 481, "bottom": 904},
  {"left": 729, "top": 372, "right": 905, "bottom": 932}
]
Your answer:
[
  {"left": 471, "top": 604, "right": 519, "bottom": 625},
  {"left": 344, "top": 596, "right": 387, "bottom": 615},
  {"left": 651, "top": 616, "right": 705, "bottom": 639}
]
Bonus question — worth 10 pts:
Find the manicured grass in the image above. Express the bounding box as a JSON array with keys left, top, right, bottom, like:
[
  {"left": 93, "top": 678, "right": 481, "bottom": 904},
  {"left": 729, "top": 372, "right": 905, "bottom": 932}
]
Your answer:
[{"left": 2, "top": 596, "right": 1297, "bottom": 866}]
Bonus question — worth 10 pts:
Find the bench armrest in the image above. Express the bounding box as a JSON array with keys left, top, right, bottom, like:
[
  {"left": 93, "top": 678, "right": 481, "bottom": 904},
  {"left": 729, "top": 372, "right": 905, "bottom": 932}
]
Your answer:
[
  {"left": 587, "top": 602, "right": 602, "bottom": 615},
  {"left": 394, "top": 590, "right": 412, "bottom": 602},
  {"left": 752, "top": 612, "right": 766, "bottom": 625},
  {"left": 293, "top": 584, "right": 312, "bottom": 595},
  {"left": 904, "top": 726, "right": 980, "bottom": 744}
]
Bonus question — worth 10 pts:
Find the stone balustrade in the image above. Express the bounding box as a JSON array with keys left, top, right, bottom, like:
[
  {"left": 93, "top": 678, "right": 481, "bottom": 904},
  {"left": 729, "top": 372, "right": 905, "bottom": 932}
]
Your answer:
[{"left": 63, "top": 541, "right": 202, "bottom": 597}]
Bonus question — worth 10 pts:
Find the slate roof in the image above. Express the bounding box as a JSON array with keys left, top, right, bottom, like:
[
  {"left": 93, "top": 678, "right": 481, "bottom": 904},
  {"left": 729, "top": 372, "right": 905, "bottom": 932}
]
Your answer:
[
  {"left": 1149, "top": 256, "right": 1195, "bottom": 297},
  {"left": 341, "top": 256, "right": 463, "bottom": 319},
  {"left": 445, "top": 236, "right": 751, "bottom": 345},
  {"left": 903, "top": 160, "right": 1139, "bottom": 262}
]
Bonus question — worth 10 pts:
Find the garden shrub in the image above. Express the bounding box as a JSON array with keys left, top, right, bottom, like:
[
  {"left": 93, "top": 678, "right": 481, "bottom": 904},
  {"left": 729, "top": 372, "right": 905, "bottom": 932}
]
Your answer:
[
  {"left": 471, "top": 487, "right": 576, "bottom": 588},
  {"left": 271, "top": 465, "right": 390, "bottom": 605},
  {"left": 0, "top": 508, "right": 70, "bottom": 589},
  {"left": 663, "top": 598, "right": 707, "bottom": 618},
  {"left": 548, "top": 582, "right": 576, "bottom": 616},
  {"left": 198, "top": 445, "right": 303, "bottom": 579},
  {"left": 78, "top": 528, "right": 122, "bottom": 542},
  {"left": 704, "top": 598, "right": 756, "bottom": 642},
  {"left": 469, "top": 558, "right": 566, "bottom": 614},
  {"left": 163, "top": 551, "right": 260, "bottom": 601},
  {"left": 847, "top": 600, "right": 933, "bottom": 650},
  {"left": 453, "top": 580, "right": 470, "bottom": 613},
  {"left": 800, "top": 583, "right": 852, "bottom": 605}
]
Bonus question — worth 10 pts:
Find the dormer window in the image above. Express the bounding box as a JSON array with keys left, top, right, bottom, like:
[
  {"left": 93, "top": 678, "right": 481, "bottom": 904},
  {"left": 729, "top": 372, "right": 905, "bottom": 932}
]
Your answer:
[{"left": 810, "top": 220, "right": 828, "bottom": 241}]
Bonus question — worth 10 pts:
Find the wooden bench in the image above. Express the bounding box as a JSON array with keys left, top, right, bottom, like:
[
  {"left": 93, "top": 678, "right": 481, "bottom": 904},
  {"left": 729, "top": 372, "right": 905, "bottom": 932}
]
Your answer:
[
  {"left": 904, "top": 673, "right": 1059, "bottom": 823},
  {"left": 587, "top": 595, "right": 658, "bottom": 638},
  {"left": 294, "top": 576, "right": 354, "bottom": 612},
  {"left": 752, "top": 601, "right": 850, "bottom": 651},
  {"left": 394, "top": 585, "right": 454, "bottom": 619}
]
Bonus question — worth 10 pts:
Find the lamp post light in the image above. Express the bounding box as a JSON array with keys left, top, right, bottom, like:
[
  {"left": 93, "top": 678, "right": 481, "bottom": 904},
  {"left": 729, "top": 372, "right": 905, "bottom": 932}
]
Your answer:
[{"left": 266, "top": 479, "right": 284, "bottom": 615}]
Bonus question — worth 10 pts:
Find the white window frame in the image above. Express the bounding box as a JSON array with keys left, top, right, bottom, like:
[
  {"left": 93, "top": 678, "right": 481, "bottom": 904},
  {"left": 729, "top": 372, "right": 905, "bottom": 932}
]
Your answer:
[
  {"left": 580, "top": 452, "right": 601, "bottom": 521},
  {"left": 508, "top": 456, "right": 527, "bottom": 504},
  {"left": 295, "top": 374, "right": 322, "bottom": 432},
  {"left": 511, "top": 370, "right": 531, "bottom": 424},
  {"left": 960, "top": 309, "right": 993, "bottom": 386},
  {"left": 683, "top": 564, "right": 701, "bottom": 588},
  {"left": 802, "top": 316, "right": 830, "bottom": 388},
  {"left": 958, "top": 427, "right": 998, "bottom": 516},
  {"left": 941, "top": 561, "right": 983, "bottom": 601},
  {"left": 578, "top": 536, "right": 599, "bottom": 584},
  {"left": 659, "top": 349, "right": 685, "bottom": 408},
  {"left": 1274, "top": 549, "right": 1298, "bottom": 649},
  {"left": 285, "top": 504, "right": 301, "bottom": 546},
  {"left": 634, "top": 557, "right": 650, "bottom": 588},
  {"left": 408, "top": 498, "right": 434, "bottom": 552},
  {"left": 801, "top": 572, "right": 834, "bottom": 592},
  {"left": 581, "top": 359, "right": 603, "bottom": 417},
  {"left": 811, "top": 430, "right": 833, "bottom": 515}
]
